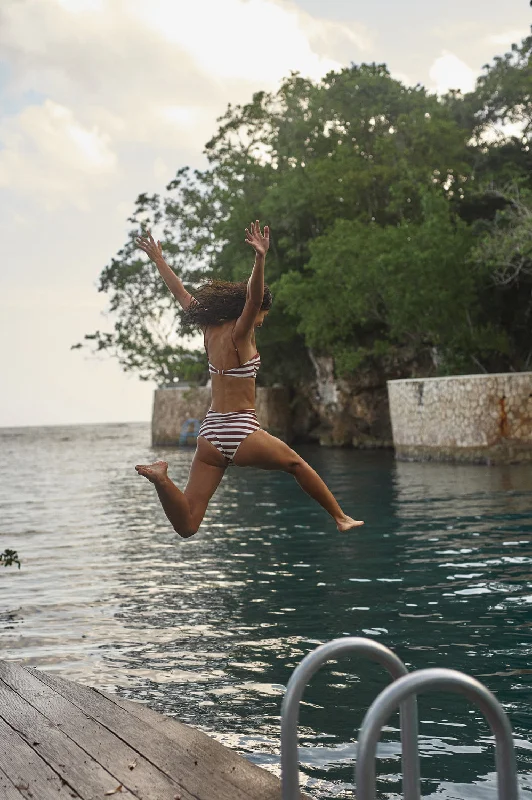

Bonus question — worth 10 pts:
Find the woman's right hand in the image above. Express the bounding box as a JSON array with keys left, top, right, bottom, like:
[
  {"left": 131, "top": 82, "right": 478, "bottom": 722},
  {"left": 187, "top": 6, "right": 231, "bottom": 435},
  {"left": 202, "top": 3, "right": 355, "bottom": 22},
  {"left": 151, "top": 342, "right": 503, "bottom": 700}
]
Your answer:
[
  {"left": 245, "top": 220, "right": 269, "bottom": 256},
  {"left": 135, "top": 231, "right": 164, "bottom": 263}
]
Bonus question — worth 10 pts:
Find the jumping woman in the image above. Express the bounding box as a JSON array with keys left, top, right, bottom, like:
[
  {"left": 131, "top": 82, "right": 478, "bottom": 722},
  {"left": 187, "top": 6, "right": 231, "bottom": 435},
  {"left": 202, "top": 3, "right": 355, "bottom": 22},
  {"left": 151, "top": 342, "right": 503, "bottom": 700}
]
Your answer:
[{"left": 134, "top": 222, "right": 364, "bottom": 537}]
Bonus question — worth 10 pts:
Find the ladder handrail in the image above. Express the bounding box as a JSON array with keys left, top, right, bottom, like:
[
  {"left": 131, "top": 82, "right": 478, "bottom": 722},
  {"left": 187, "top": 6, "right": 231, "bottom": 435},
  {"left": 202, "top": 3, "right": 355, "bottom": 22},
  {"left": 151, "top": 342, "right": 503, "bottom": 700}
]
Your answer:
[
  {"left": 356, "top": 668, "right": 518, "bottom": 800},
  {"left": 280, "top": 637, "right": 420, "bottom": 800}
]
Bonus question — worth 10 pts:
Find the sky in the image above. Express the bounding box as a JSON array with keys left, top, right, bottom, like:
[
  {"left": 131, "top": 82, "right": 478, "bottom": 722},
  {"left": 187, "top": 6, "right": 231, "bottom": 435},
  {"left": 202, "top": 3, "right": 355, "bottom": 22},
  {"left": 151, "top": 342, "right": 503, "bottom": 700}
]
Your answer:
[{"left": 1, "top": 0, "right": 530, "bottom": 428}]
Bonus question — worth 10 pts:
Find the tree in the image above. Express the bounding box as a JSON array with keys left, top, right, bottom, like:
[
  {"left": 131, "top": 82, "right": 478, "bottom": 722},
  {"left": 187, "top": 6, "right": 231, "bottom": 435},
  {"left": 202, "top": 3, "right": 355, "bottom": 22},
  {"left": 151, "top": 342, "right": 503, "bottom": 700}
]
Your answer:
[
  {"left": 459, "top": 31, "right": 532, "bottom": 189},
  {"left": 77, "top": 65, "right": 471, "bottom": 383},
  {"left": 468, "top": 185, "right": 532, "bottom": 371},
  {"left": 275, "top": 190, "right": 497, "bottom": 375},
  {"left": 76, "top": 35, "right": 532, "bottom": 386}
]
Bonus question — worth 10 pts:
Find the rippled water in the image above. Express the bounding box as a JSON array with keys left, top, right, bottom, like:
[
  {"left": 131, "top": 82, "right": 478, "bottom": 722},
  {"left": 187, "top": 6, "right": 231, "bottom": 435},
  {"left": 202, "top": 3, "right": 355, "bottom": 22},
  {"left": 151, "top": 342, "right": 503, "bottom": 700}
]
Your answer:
[{"left": 1, "top": 422, "right": 531, "bottom": 799}]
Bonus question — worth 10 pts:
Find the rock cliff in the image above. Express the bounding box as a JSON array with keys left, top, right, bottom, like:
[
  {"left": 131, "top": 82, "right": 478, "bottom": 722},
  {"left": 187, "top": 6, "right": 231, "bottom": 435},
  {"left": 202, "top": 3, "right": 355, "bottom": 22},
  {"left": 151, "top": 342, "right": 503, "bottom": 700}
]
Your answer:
[{"left": 291, "top": 349, "right": 429, "bottom": 448}]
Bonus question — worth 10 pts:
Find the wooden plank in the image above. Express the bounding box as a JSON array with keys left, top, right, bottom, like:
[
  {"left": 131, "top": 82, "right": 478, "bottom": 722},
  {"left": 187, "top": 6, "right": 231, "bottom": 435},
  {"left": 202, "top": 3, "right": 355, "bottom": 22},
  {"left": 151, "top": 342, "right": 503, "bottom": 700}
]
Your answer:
[
  {"left": 102, "top": 691, "right": 289, "bottom": 788},
  {"left": 0, "top": 767, "right": 25, "bottom": 800},
  {"left": 0, "top": 676, "right": 136, "bottom": 800},
  {"left": 105, "top": 696, "right": 316, "bottom": 800},
  {"left": 101, "top": 695, "right": 315, "bottom": 800},
  {"left": 0, "top": 663, "right": 186, "bottom": 800},
  {"left": 27, "top": 666, "right": 298, "bottom": 800},
  {"left": 0, "top": 714, "right": 81, "bottom": 800}
]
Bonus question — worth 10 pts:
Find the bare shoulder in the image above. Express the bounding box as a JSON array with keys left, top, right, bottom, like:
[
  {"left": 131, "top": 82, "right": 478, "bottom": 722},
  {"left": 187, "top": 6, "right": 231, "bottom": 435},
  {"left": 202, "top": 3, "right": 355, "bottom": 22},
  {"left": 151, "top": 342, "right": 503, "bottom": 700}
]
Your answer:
[{"left": 232, "top": 323, "right": 254, "bottom": 346}]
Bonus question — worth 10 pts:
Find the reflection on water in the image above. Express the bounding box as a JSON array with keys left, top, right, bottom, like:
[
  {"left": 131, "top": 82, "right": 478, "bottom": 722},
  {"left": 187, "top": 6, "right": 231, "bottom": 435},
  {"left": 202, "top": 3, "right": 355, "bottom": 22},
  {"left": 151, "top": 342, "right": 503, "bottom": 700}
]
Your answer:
[{"left": 0, "top": 423, "right": 531, "bottom": 799}]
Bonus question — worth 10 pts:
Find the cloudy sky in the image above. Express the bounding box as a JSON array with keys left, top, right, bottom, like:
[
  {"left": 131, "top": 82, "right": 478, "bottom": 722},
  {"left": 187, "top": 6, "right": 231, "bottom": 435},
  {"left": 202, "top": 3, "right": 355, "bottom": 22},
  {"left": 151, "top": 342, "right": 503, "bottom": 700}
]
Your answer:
[{"left": 1, "top": 0, "right": 529, "bottom": 428}]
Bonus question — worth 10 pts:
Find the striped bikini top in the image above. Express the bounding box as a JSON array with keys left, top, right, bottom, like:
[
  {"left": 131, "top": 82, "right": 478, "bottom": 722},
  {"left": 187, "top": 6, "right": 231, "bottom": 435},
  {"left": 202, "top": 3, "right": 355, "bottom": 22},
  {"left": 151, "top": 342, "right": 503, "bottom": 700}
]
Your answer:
[{"left": 205, "top": 325, "right": 261, "bottom": 379}]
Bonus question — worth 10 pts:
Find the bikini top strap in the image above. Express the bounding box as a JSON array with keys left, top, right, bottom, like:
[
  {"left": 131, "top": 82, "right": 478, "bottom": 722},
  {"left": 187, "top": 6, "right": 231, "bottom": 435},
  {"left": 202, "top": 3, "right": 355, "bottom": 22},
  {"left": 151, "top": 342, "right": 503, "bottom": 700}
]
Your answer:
[{"left": 231, "top": 323, "right": 242, "bottom": 367}]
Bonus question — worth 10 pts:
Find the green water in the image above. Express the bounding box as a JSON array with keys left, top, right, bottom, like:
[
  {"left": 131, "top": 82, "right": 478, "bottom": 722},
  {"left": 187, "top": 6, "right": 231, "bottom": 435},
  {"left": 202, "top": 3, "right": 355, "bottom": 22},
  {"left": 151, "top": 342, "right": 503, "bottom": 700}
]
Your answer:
[{"left": 0, "top": 423, "right": 531, "bottom": 798}]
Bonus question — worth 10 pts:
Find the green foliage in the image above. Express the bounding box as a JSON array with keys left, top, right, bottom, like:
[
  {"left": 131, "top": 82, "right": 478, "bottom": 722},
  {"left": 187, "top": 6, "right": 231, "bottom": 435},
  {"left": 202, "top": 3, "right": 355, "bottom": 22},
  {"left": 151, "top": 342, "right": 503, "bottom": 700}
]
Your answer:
[
  {"left": 170, "top": 349, "right": 209, "bottom": 386},
  {"left": 276, "top": 190, "right": 485, "bottom": 374},
  {"left": 470, "top": 34, "right": 532, "bottom": 135},
  {"left": 79, "top": 31, "right": 532, "bottom": 384},
  {"left": 1, "top": 549, "right": 21, "bottom": 569},
  {"left": 459, "top": 33, "right": 532, "bottom": 189},
  {"left": 471, "top": 187, "right": 532, "bottom": 285},
  {"left": 468, "top": 186, "right": 532, "bottom": 370}
]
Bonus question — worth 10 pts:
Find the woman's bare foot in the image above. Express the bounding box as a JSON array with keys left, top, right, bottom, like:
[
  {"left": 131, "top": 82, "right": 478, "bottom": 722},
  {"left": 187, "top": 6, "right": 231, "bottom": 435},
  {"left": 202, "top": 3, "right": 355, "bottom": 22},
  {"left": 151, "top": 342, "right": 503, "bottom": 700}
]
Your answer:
[
  {"left": 135, "top": 460, "right": 169, "bottom": 484},
  {"left": 336, "top": 515, "right": 364, "bottom": 532}
]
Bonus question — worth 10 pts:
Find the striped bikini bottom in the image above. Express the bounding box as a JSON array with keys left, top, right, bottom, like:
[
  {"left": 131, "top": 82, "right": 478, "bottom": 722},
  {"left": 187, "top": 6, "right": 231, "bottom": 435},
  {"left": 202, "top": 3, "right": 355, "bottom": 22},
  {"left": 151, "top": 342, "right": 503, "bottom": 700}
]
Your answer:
[{"left": 198, "top": 409, "right": 261, "bottom": 465}]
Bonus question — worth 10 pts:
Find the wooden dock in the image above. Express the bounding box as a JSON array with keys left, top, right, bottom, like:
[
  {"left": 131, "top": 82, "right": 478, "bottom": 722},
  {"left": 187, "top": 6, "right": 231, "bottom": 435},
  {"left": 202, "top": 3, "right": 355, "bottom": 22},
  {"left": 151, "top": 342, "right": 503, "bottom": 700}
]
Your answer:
[{"left": 0, "top": 661, "right": 304, "bottom": 800}]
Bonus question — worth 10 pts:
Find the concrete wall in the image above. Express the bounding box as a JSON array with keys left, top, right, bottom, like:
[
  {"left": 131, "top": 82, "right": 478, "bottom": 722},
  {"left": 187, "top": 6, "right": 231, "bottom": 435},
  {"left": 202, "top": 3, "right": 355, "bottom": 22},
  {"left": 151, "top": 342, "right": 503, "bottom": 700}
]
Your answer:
[
  {"left": 152, "top": 385, "right": 291, "bottom": 447},
  {"left": 387, "top": 372, "right": 532, "bottom": 464}
]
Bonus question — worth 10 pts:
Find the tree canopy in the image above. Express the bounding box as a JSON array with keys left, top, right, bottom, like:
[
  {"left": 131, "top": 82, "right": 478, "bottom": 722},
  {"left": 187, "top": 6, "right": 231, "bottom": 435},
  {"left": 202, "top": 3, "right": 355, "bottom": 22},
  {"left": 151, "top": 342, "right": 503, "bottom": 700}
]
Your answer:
[{"left": 75, "top": 31, "right": 532, "bottom": 385}]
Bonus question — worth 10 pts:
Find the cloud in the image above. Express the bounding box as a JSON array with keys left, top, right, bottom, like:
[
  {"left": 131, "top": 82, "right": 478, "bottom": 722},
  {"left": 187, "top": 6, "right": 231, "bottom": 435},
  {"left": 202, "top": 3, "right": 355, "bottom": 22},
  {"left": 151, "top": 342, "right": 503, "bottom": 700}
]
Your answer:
[
  {"left": 55, "top": 0, "right": 105, "bottom": 11},
  {"left": 0, "top": 100, "right": 116, "bottom": 209},
  {"left": 428, "top": 51, "right": 477, "bottom": 94},
  {"left": 130, "top": 0, "right": 344, "bottom": 84},
  {"left": 389, "top": 69, "right": 414, "bottom": 87},
  {"left": 487, "top": 29, "right": 529, "bottom": 47},
  {"left": 0, "top": 0, "right": 371, "bottom": 212}
]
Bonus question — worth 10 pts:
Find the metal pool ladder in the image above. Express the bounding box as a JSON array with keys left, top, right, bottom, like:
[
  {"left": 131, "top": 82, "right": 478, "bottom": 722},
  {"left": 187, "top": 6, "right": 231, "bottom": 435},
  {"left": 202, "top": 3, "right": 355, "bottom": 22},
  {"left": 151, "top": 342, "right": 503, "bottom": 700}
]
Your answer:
[{"left": 280, "top": 637, "right": 519, "bottom": 800}]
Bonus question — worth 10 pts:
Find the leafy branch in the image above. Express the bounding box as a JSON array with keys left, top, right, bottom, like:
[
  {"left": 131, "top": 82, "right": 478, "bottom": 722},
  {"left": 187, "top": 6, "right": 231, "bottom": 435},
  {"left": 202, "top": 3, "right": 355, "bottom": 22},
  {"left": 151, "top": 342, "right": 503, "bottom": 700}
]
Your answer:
[{"left": 1, "top": 549, "right": 21, "bottom": 569}]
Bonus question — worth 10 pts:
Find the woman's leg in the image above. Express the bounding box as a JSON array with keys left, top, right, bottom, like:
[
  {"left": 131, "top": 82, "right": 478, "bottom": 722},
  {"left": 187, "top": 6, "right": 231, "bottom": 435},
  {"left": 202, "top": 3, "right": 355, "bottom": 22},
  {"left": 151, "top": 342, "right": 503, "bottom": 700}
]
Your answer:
[
  {"left": 135, "top": 437, "right": 227, "bottom": 537},
  {"left": 232, "top": 430, "right": 364, "bottom": 531}
]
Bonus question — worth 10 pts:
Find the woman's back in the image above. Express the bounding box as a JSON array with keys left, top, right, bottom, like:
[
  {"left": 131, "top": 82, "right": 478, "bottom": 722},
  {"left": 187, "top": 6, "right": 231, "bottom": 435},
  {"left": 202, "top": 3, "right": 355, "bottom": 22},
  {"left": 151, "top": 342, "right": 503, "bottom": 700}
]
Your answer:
[{"left": 204, "top": 322, "right": 259, "bottom": 413}]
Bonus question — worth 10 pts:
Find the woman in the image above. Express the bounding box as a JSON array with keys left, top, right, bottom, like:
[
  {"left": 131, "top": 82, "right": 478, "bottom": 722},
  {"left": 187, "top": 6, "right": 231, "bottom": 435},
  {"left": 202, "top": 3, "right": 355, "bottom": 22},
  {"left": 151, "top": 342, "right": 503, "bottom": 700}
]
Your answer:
[{"left": 134, "top": 222, "right": 363, "bottom": 537}]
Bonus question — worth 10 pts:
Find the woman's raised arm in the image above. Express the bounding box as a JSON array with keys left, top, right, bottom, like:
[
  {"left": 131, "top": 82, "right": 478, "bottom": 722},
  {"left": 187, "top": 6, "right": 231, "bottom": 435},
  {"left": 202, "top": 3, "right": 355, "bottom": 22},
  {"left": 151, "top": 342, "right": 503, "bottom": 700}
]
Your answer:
[
  {"left": 135, "top": 231, "right": 194, "bottom": 311},
  {"left": 233, "top": 220, "right": 270, "bottom": 340}
]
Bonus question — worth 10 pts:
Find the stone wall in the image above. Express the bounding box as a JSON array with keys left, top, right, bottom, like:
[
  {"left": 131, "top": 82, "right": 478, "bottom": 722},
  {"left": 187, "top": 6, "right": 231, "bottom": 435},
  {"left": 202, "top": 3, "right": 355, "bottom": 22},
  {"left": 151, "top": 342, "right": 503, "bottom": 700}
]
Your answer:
[
  {"left": 152, "top": 385, "right": 291, "bottom": 446},
  {"left": 388, "top": 372, "right": 532, "bottom": 464}
]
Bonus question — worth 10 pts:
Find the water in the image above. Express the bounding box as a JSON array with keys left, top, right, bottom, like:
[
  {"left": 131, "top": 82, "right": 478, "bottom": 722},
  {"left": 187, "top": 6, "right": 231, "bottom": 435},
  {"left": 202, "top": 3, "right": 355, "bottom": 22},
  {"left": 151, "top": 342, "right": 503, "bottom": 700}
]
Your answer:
[{"left": 1, "top": 422, "right": 531, "bottom": 799}]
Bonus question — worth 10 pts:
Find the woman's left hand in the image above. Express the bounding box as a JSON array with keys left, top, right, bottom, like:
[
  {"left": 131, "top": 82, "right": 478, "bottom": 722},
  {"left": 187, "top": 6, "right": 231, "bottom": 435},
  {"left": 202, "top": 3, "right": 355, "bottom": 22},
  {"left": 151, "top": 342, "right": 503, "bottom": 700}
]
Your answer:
[{"left": 245, "top": 220, "right": 269, "bottom": 256}]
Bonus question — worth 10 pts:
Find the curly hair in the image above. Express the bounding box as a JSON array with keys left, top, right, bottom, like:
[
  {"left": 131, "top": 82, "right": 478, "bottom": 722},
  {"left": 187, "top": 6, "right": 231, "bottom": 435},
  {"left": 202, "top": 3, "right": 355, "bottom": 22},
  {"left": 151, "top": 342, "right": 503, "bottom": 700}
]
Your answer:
[{"left": 184, "top": 280, "right": 273, "bottom": 327}]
